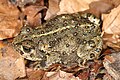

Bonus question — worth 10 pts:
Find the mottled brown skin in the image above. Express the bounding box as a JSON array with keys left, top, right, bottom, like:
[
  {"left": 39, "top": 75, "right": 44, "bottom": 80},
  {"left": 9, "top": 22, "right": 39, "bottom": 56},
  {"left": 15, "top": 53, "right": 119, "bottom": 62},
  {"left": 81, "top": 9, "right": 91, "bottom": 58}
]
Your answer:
[{"left": 13, "top": 12, "right": 102, "bottom": 69}]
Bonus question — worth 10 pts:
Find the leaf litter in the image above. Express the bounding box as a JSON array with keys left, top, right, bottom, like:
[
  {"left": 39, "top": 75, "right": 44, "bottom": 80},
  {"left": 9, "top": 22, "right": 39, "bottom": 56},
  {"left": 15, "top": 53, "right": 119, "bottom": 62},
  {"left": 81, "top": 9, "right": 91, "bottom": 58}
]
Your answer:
[{"left": 0, "top": 0, "right": 120, "bottom": 80}]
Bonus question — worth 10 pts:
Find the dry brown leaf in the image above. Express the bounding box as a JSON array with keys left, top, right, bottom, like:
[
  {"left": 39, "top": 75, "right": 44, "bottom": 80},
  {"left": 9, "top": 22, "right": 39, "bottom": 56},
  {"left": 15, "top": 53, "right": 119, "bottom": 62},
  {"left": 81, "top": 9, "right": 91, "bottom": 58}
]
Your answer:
[
  {"left": 23, "top": 5, "right": 46, "bottom": 27},
  {"left": 0, "top": 57, "right": 25, "bottom": 80},
  {"left": 57, "top": 0, "right": 98, "bottom": 15},
  {"left": 104, "top": 55, "right": 115, "bottom": 63},
  {"left": 90, "top": 60, "right": 103, "bottom": 74},
  {"left": 42, "top": 70, "right": 80, "bottom": 80},
  {"left": 103, "top": 33, "right": 118, "bottom": 44},
  {"left": 102, "top": 4, "right": 120, "bottom": 50},
  {"left": 102, "top": 5, "right": 120, "bottom": 34},
  {"left": 89, "top": 1, "right": 114, "bottom": 13},
  {"left": 103, "top": 73, "right": 114, "bottom": 80},
  {"left": 111, "top": 0, "right": 120, "bottom": 7},
  {"left": 44, "top": 0, "right": 60, "bottom": 20},
  {"left": 26, "top": 69, "right": 45, "bottom": 80},
  {"left": 103, "top": 49, "right": 112, "bottom": 55},
  {"left": 0, "top": 0, "right": 22, "bottom": 40},
  {"left": 77, "top": 70, "right": 89, "bottom": 80},
  {"left": 103, "top": 52, "right": 120, "bottom": 80},
  {"left": 102, "top": 33, "right": 120, "bottom": 51},
  {"left": 99, "top": 0, "right": 120, "bottom": 8},
  {"left": 106, "top": 42, "right": 120, "bottom": 51},
  {"left": 45, "top": 0, "right": 103, "bottom": 20},
  {"left": 13, "top": 0, "right": 37, "bottom": 7},
  {"left": 0, "top": 42, "right": 26, "bottom": 80}
]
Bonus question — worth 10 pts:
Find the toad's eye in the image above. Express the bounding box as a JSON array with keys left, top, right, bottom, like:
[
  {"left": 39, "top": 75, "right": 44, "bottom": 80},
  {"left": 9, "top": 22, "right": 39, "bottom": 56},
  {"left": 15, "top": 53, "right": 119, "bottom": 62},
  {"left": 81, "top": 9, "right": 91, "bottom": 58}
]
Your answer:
[{"left": 22, "top": 46, "right": 32, "bottom": 53}]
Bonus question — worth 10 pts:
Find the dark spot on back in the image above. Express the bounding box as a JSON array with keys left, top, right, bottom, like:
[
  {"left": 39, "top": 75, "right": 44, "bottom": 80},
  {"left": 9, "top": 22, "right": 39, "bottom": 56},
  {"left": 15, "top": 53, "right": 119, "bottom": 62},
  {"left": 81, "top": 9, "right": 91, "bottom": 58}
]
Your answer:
[
  {"left": 83, "top": 33, "right": 87, "bottom": 36},
  {"left": 49, "top": 41, "right": 56, "bottom": 47},
  {"left": 76, "top": 38, "right": 80, "bottom": 44},
  {"left": 41, "top": 31, "right": 44, "bottom": 34},
  {"left": 57, "top": 38, "right": 62, "bottom": 42},
  {"left": 66, "top": 43, "right": 70, "bottom": 47},
  {"left": 53, "top": 32, "right": 57, "bottom": 36},
  {"left": 37, "top": 32, "right": 40, "bottom": 35},
  {"left": 73, "top": 32, "right": 78, "bottom": 36},
  {"left": 85, "top": 26, "right": 90, "bottom": 29},
  {"left": 90, "top": 53, "right": 95, "bottom": 59},
  {"left": 26, "top": 28, "right": 30, "bottom": 32}
]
